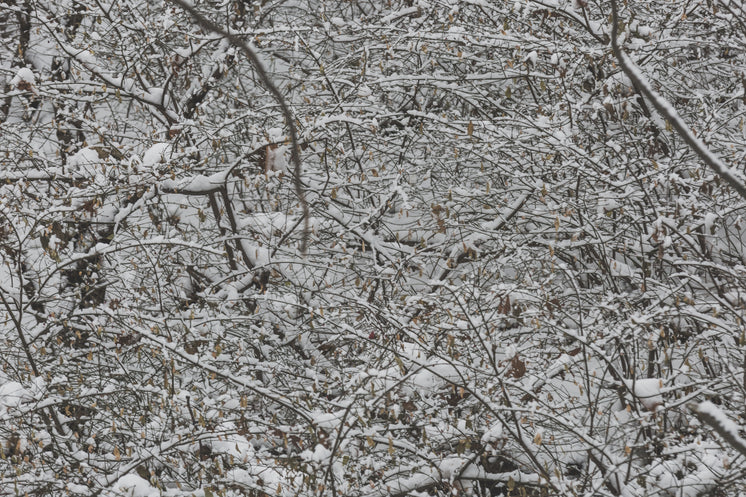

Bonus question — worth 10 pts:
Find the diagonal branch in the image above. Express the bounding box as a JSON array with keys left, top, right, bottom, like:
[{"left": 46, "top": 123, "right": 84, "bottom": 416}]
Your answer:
[
  {"left": 609, "top": 0, "right": 746, "bottom": 201},
  {"left": 168, "top": 0, "right": 311, "bottom": 254},
  {"left": 693, "top": 401, "right": 746, "bottom": 458}
]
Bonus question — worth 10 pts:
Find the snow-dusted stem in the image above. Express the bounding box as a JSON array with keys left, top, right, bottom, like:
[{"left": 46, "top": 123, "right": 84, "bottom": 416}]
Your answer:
[
  {"left": 609, "top": 0, "right": 746, "bottom": 201},
  {"left": 168, "top": 0, "right": 310, "bottom": 255}
]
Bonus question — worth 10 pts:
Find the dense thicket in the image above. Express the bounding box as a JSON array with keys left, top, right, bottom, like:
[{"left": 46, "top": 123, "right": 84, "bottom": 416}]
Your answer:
[{"left": 1, "top": 0, "right": 746, "bottom": 495}]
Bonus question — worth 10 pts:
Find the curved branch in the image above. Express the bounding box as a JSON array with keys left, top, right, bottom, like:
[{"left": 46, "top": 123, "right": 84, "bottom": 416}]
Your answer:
[
  {"left": 168, "top": 0, "right": 311, "bottom": 254},
  {"left": 609, "top": 0, "right": 746, "bottom": 201}
]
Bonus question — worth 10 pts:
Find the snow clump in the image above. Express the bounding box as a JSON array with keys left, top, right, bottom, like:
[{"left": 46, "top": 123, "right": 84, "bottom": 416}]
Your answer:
[{"left": 11, "top": 67, "right": 35, "bottom": 86}]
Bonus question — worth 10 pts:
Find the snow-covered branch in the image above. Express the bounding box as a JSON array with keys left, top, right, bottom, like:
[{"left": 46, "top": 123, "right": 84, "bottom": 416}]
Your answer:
[
  {"left": 693, "top": 401, "right": 746, "bottom": 457},
  {"left": 609, "top": 0, "right": 746, "bottom": 200}
]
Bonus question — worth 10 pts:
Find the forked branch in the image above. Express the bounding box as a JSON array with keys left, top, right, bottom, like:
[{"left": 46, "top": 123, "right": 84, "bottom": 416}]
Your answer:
[{"left": 168, "top": 0, "right": 311, "bottom": 254}]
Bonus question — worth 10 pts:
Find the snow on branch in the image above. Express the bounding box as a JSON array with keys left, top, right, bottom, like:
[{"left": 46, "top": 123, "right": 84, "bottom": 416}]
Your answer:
[
  {"left": 609, "top": 0, "right": 746, "bottom": 201},
  {"left": 693, "top": 401, "right": 746, "bottom": 458}
]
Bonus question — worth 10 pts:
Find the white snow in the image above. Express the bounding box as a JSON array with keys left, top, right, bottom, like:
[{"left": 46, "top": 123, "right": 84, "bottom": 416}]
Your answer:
[
  {"left": 141, "top": 143, "right": 171, "bottom": 167},
  {"left": 111, "top": 474, "right": 158, "bottom": 497},
  {"left": 300, "top": 443, "right": 332, "bottom": 463},
  {"left": 10, "top": 67, "right": 35, "bottom": 86},
  {"left": 481, "top": 423, "right": 504, "bottom": 445},
  {"left": 626, "top": 378, "right": 664, "bottom": 411},
  {"left": 0, "top": 381, "right": 31, "bottom": 410}
]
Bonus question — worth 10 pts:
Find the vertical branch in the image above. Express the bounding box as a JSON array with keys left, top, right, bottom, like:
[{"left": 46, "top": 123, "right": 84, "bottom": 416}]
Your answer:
[
  {"left": 209, "top": 192, "right": 238, "bottom": 271},
  {"left": 16, "top": 0, "right": 32, "bottom": 65},
  {"left": 169, "top": 0, "right": 311, "bottom": 255},
  {"left": 220, "top": 186, "right": 255, "bottom": 269}
]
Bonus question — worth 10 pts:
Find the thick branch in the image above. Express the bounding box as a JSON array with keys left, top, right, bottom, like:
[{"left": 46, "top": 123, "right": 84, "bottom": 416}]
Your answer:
[
  {"left": 693, "top": 401, "right": 746, "bottom": 458},
  {"left": 609, "top": 0, "right": 746, "bottom": 201}
]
